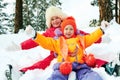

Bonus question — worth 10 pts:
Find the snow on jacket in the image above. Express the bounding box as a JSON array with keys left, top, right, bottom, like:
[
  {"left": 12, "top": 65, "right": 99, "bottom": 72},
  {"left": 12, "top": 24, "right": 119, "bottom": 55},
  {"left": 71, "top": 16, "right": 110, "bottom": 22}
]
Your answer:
[{"left": 33, "top": 28, "right": 103, "bottom": 63}]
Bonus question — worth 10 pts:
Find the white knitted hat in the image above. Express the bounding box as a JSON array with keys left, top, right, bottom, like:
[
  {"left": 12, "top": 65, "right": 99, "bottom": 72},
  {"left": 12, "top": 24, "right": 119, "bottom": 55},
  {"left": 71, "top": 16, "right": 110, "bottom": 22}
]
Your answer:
[{"left": 45, "top": 6, "right": 67, "bottom": 28}]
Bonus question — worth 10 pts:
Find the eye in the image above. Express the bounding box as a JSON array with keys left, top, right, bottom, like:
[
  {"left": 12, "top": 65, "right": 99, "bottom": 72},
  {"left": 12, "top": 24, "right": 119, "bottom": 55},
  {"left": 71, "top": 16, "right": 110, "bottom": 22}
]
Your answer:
[
  {"left": 51, "top": 18, "right": 54, "bottom": 21},
  {"left": 65, "top": 27, "right": 68, "bottom": 30},
  {"left": 70, "top": 28, "right": 73, "bottom": 30}
]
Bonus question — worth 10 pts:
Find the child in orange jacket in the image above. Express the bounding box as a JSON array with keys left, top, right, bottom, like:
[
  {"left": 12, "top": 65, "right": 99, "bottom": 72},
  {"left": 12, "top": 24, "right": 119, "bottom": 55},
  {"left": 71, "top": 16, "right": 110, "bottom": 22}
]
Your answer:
[{"left": 26, "top": 16, "right": 109, "bottom": 80}]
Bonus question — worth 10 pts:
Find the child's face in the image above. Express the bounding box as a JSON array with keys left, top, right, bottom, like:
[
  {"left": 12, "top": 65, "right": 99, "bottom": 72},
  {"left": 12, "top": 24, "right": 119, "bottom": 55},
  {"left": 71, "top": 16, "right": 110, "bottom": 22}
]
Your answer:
[
  {"left": 51, "top": 16, "right": 62, "bottom": 28},
  {"left": 63, "top": 25, "right": 74, "bottom": 38}
]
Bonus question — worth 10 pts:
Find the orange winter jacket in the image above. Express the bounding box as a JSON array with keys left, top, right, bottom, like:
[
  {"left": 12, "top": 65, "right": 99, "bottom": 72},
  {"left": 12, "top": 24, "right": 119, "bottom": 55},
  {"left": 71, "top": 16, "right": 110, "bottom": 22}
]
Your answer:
[{"left": 34, "top": 28, "right": 103, "bottom": 64}]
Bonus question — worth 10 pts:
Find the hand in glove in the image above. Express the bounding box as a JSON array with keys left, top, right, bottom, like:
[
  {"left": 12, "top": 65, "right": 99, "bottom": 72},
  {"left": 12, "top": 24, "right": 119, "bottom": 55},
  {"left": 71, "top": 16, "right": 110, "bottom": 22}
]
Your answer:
[
  {"left": 54, "top": 28, "right": 62, "bottom": 39},
  {"left": 100, "top": 20, "right": 110, "bottom": 32},
  {"left": 25, "top": 25, "right": 36, "bottom": 38},
  {"left": 54, "top": 28, "right": 62, "bottom": 37},
  {"left": 5, "top": 41, "right": 21, "bottom": 51}
]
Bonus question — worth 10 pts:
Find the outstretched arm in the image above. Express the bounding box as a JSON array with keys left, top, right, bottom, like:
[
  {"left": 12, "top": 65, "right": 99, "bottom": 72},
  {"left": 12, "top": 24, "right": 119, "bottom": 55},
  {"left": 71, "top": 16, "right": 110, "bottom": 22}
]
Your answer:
[
  {"left": 21, "top": 38, "right": 39, "bottom": 50},
  {"left": 77, "top": 29, "right": 102, "bottom": 43},
  {"left": 21, "top": 27, "right": 57, "bottom": 50},
  {"left": 83, "top": 20, "right": 109, "bottom": 48}
]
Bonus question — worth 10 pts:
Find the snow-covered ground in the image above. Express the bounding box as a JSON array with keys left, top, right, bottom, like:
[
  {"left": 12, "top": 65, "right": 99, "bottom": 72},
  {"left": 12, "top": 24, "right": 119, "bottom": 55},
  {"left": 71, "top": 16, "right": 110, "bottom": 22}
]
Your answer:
[{"left": 0, "top": 20, "right": 120, "bottom": 80}]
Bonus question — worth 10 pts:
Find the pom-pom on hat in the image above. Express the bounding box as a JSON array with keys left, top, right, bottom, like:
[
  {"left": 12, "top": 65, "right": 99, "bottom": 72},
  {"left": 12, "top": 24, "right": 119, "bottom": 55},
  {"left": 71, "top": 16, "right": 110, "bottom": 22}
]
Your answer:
[
  {"left": 61, "top": 16, "right": 77, "bottom": 33},
  {"left": 45, "top": 6, "right": 67, "bottom": 28}
]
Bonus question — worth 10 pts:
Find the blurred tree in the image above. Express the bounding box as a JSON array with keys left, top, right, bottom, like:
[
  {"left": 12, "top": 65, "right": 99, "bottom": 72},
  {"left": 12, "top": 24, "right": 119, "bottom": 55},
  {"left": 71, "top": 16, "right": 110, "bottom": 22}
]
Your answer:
[
  {"left": 91, "top": 0, "right": 120, "bottom": 25},
  {"left": 14, "top": 0, "right": 23, "bottom": 33},
  {"left": 90, "top": 0, "right": 115, "bottom": 26},
  {"left": 98, "top": 0, "right": 113, "bottom": 22},
  {"left": 115, "top": 0, "right": 120, "bottom": 24},
  {"left": 0, "top": 0, "right": 9, "bottom": 34}
]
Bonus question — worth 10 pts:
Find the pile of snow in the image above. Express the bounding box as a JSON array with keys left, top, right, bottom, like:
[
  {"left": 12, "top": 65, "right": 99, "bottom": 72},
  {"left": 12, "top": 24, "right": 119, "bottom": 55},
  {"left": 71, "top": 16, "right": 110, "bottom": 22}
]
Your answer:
[{"left": 0, "top": 21, "right": 120, "bottom": 80}]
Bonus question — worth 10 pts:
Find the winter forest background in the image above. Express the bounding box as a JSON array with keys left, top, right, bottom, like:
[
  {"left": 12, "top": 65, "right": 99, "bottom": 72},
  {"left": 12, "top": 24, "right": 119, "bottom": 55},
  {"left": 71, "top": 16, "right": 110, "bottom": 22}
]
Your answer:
[
  {"left": 0, "top": 0, "right": 120, "bottom": 34},
  {"left": 0, "top": 0, "right": 120, "bottom": 80}
]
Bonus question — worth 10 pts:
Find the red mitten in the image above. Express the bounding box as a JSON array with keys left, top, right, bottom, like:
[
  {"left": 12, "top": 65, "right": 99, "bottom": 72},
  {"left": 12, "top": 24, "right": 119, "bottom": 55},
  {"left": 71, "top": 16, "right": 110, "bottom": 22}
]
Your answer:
[
  {"left": 85, "top": 54, "right": 96, "bottom": 68},
  {"left": 60, "top": 61, "right": 72, "bottom": 75}
]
